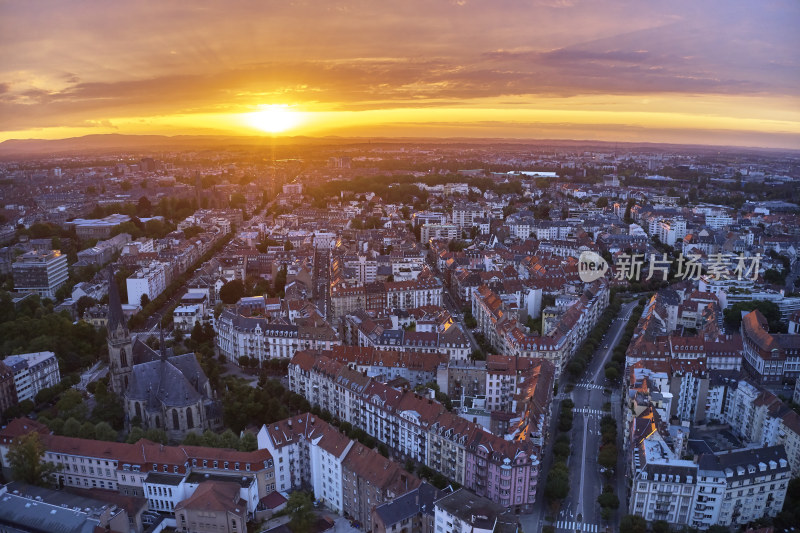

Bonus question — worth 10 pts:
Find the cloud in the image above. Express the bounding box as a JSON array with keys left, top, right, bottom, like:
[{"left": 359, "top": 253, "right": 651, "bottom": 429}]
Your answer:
[{"left": 0, "top": 0, "right": 797, "bottom": 146}]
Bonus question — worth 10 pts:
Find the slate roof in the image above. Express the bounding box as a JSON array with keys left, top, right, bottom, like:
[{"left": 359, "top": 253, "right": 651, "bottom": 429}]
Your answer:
[
  {"left": 126, "top": 353, "right": 208, "bottom": 408},
  {"left": 373, "top": 482, "right": 442, "bottom": 527}
]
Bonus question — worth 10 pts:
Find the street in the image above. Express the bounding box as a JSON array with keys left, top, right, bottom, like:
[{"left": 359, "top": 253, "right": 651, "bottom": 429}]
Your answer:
[{"left": 520, "top": 300, "right": 636, "bottom": 533}]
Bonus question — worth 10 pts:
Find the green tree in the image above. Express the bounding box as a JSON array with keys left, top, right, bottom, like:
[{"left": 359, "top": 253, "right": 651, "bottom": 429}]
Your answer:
[
  {"left": 95, "top": 422, "right": 117, "bottom": 442},
  {"left": 56, "top": 389, "right": 88, "bottom": 421},
  {"left": 63, "top": 417, "right": 81, "bottom": 437},
  {"left": 79, "top": 421, "right": 96, "bottom": 439},
  {"left": 238, "top": 433, "right": 258, "bottom": 452},
  {"left": 619, "top": 514, "right": 647, "bottom": 533},
  {"left": 598, "top": 491, "right": 620, "bottom": 509},
  {"left": 220, "top": 429, "right": 240, "bottom": 449},
  {"left": 544, "top": 461, "right": 569, "bottom": 500},
  {"left": 8, "top": 432, "right": 59, "bottom": 486},
  {"left": 596, "top": 197, "right": 609, "bottom": 208},
  {"left": 182, "top": 432, "right": 204, "bottom": 446},
  {"left": 143, "top": 428, "right": 168, "bottom": 444},
  {"left": 219, "top": 280, "right": 246, "bottom": 304},
  {"left": 287, "top": 491, "right": 315, "bottom": 533}
]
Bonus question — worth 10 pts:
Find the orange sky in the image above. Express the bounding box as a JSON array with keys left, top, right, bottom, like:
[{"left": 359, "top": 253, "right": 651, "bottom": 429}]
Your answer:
[{"left": 1, "top": 1, "right": 799, "bottom": 148}]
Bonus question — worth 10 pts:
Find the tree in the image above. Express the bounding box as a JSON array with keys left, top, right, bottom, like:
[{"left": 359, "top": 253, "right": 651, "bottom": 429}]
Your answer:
[
  {"left": 121, "top": 180, "right": 132, "bottom": 191},
  {"left": 596, "top": 197, "right": 609, "bottom": 208},
  {"left": 140, "top": 293, "right": 150, "bottom": 307},
  {"left": 8, "top": 432, "right": 59, "bottom": 486},
  {"left": 284, "top": 240, "right": 294, "bottom": 251},
  {"left": 287, "top": 491, "right": 315, "bottom": 533},
  {"left": 651, "top": 521, "right": 670, "bottom": 533},
  {"left": 598, "top": 444, "right": 617, "bottom": 470},
  {"left": 724, "top": 300, "right": 783, "bottom": 332},
  {"left": 137, "top": 196, "right": 152, "bottom": 217},
  {"left": 220, "top": 429, "right": 240, "bottom": 449},
  {"left": 598, "top": 491, "right": 620, "bottom": 509},
  {"left": 79, "top": 421, "right": 96, "bottom": 439},
  {"left": 63, "top": 417, "right": 81, "bottom": 437},
  {"left": 219, "top": 280, "right": 246, "bottom": 304},
  {"left": 604, "top": 365, "right": 620, "bottom": 382},
  {"left": 619, "top": 514, "right": 647, "bottom": 533},
  {"left": 95, "top": 422, "right": 117, "bottom": 441},
  {"left": 238, "top": 433, "right": 257, "bottom": 452},
  {"left": 544, "top": 461, "right": 569, "bottom": 500}
]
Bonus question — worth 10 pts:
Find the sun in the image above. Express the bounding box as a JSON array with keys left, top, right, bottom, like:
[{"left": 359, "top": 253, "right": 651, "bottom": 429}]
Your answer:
[{"left": 247, "top": 105, "right": 302, "bottom": 134}]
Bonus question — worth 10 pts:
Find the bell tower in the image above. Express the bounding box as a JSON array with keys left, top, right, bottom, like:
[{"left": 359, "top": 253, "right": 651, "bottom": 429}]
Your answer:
[{"left": 107, "top": 267, "right": 133, "bottom": 395}]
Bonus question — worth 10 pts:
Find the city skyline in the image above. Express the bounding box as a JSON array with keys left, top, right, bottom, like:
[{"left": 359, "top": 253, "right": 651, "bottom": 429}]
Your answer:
[{"left": 1, "top": 0, "right": 799, "bottom": 149}]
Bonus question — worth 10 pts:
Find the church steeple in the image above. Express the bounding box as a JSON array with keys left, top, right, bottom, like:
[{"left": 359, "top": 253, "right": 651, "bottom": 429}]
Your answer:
[{"left": 107, "top": 266, "right": 133, "bottom": 395}]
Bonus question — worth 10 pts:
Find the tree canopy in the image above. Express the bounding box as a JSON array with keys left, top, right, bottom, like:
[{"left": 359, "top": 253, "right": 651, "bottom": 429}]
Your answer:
[{"left": 8, "top": 432, "right": 59, "bottom": 486}]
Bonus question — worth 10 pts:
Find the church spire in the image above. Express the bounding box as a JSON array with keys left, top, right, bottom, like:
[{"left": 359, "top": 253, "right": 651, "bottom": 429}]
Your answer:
[
  {"left": 159, "top": 323, "right": 167, "bottom": 361},
  {"left": 107, "top": 266, "right": 127, "bottom": 334}
]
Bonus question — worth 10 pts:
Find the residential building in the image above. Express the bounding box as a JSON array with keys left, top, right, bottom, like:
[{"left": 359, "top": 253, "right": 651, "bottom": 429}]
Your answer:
[
  {"left": 0, "top": 361, "right": 19, "bottom": 415},
  {"left": 126, "top": 262, "right": 168, "bottom": 306},
  {"left": 288, "top": 351, "right": 543, "bottom": 511},
  {"left": 741, "top": 309, "right": 800, "bottom": 385},
  {"left": 341, "top": 441, "right": 421, "bottom": 531},
  {"left": 371, "top": 482, "right": 442, "bottom": 533},
  {"left": 257, "top": 413, "right": 353, "bottom": 513},
  {"left": 12, "top": 249, "right": 69, "bottom": 299},
  {"left": 3, "top": 351, "right": 61, "bottom": 403},
  {"left": 421, "top": 224, "right": 459, "bottom": 243},
  {"left": 174, "top": 481, "right": 248, "bottom": 533},
  {"left": 433, "top": 488, "right": 518, "bottom": 533}
]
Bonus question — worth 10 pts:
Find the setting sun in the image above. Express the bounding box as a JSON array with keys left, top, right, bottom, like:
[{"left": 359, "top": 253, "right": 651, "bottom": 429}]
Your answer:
[{"left": 246, "top": 105, "right": 302, "bottom": 134}]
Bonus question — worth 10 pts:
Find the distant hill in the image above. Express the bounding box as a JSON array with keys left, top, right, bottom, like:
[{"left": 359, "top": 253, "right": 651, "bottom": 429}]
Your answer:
[{"left": 0, "top": 133, "right": 794, "bottom": 158}]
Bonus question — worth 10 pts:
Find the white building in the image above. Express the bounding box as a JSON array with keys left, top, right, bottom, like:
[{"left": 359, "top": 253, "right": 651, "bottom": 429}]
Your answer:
[
  {"left": 257, "top": 414, "right": 353, "bottom": 513},
  {"left": 126, "top": 263, "right": 168, "bottom": 306},
  {"left": 3, "top": 351, "right": 61, "bottom": 402},
  {"left": 173, "top": 304, "right": 204, "bottom": 332},
  {"left": 12, "top": 250, "right": 69, "bottom": 299},
  {"left": 421, "top": 224, "right": 459, "bottom": 243},
  {"left": 657, "top": 218, "right": 687, "bottom": 247}
]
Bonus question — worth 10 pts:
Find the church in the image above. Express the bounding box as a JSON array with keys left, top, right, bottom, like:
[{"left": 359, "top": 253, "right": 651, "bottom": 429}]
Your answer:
[{"left": 107, "top": 268, "right": 222, "bottom": 441}]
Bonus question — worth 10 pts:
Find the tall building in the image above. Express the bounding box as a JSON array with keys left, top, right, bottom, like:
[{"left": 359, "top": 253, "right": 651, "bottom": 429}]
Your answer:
[
  {"left": 12, "top": 250, "right": 68, "bottom": 299},
  {"left": 107, "top": 268, "right": 133, "bottom": 395}
]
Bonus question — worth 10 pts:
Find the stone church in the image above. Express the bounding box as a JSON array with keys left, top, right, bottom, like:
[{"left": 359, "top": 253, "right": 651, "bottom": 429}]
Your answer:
[{"left": 107, "top": 268, "right": 222, "bottom": 441}]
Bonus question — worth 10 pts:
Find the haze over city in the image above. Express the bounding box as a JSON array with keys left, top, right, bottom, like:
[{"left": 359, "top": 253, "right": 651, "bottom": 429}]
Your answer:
[{"left": 1, "top": 0, "right": 799, "bottom": 149}]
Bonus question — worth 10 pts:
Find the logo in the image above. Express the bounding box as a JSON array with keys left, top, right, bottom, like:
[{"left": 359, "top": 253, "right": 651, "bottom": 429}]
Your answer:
[{"left": 578, "top": 251, "right": 609, "bottom": 283}]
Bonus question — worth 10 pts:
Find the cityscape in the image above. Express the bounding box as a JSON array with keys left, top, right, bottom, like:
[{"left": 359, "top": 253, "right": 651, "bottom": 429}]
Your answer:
[{"left": 0, "top": 2, "right": 799, "bottom": 533}]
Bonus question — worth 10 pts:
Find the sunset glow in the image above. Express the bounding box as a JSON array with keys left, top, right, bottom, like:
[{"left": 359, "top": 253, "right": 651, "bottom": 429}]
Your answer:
[
  {"left": 246, "top": 105, "right": 304, "bottom": 134},
  {"left": 0, "top": 1, "right": 798, "bottom": 148}
]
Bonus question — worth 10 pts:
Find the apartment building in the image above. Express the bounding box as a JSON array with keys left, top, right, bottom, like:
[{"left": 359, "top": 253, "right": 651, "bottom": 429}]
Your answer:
[
  {"left": 344, "top": 309, "right": 471, "bottom": 362},
  {"left": 341, "top": 441, "right": 421, "bottom": 531},
  {"left": 701, "top": 447, "right": 789, "bottom": 527},
  {"left": 12, "top": 249, "right": 69, "bottom": 299},
  {"left": 288, "top": 352, "right": 543, "bottom": 511},
  {"left": 256, "top": 413, "right": 353, "bottom": 513},
  {"left": 216, "top": 309, "right": 341, "bottom": 363},
  {"left": 741, "top": 309, "right": 800, "bottom": 385},
  {"left": 3, "top": 351, "right": 61, "bottom": 403},
  {"left": 421, "top": 224, "right": 459, "bottom": 243},
  {"left": 473, "top": 280, "right": 608, "bottom": 378},
  {"left": 126, "top": 262, "right": 168, "bottom": 306}
]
